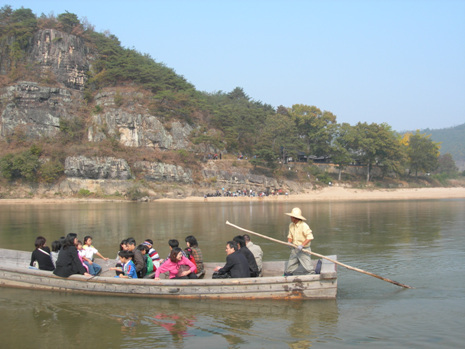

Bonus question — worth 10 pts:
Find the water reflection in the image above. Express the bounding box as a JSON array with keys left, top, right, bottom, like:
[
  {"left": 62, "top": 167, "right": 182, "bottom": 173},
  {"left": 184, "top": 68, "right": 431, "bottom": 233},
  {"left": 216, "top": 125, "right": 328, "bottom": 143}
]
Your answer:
[{"left": 0, "top": 288, "right": 339, "bottom": 348}]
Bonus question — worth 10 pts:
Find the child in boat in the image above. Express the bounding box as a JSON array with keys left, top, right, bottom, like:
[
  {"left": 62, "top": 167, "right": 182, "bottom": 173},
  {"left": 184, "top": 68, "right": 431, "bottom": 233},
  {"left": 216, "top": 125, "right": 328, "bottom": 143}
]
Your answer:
[
  {"left": 114, "top": 239, "right": 128, "bottom": 276},
  {"left": 155, "top": 247, "right": 197, "bottom": 280},
  {"left": 161, "top": 239, "right": 188, "bottom": 264},
  {"left": 50, "top": 240, "right": 61, "bottom": 268},
  {"left": 30, "top": 236, "right": 55, "bottom": 271},
  {"left": 185, "top": 235, "right": 204, "bottom": 277},
  {"left": 137, "top": 244, "right": 154, "bottom": 278},
  {"left": 76, "top": 241, "right": 90, "bottom": 273},
  {"left": 111, "top": 250, "right": 137, "bottom": 278},
  {"left": 144, "top": 239, "right": 161, "bottom": 270},
  {"left": 82, "top": 235, "right": 109, "bottom": 276}
]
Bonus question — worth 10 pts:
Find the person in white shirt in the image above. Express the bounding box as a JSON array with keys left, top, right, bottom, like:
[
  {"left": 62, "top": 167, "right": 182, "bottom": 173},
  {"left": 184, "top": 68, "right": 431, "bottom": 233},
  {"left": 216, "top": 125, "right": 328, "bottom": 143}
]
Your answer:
[{"left": 82, "top": 235, "right": 109, "bottom": 276}]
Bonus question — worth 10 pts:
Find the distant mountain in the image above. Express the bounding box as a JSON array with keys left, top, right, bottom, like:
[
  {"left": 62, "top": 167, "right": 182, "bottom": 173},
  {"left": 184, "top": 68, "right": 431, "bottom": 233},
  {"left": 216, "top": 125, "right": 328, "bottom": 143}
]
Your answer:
[{"left": 423, "top": 124, "right": 465, "bottom": 171}]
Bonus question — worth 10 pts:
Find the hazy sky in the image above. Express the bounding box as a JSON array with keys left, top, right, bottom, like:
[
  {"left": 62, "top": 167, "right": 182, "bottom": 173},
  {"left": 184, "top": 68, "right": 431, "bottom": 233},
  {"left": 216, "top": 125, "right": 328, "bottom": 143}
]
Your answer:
[{"left": 9, "top": 0, "right": 465, "bottom": 131}]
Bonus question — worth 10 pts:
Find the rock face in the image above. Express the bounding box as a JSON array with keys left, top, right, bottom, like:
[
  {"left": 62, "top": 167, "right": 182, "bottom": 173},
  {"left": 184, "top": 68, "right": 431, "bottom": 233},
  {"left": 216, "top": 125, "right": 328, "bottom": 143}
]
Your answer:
[
  {"left": 28, "top": 29, "right": 93, "bottom": 90},
  {"left": 0, "top": 81, "right": 78, "bottom": 140},
  {"left": 88, "top": 91, "right": 193, "bottom": 149},
  {"left": 133, "top": 161, "right": 193, "bottom": 183},
  {"left": 65, "top": 156, "right": 133, "bottom": 180}
]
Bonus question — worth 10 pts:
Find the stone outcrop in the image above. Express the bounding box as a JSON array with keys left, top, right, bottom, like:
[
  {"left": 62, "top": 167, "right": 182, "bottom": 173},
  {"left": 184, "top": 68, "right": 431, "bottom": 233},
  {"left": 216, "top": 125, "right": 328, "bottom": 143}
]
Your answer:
[
  {"left": 88, "top": 91, "right": 193, "bottom": 149},
  {"left": 64, "top": 156, "right": 133, "bottom": 180},
  {"left": 0, "top": 81, "right": 78, "bottom": 139},
  {"left": 133, "top": 161, "right": 193, "bottom": 183}
]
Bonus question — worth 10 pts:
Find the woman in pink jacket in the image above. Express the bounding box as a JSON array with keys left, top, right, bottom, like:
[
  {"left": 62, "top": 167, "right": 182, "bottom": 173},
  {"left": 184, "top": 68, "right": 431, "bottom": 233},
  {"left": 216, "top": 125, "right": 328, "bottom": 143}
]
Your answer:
[{"left": 155, "top": 247, "right": 198, "bottom": 280}]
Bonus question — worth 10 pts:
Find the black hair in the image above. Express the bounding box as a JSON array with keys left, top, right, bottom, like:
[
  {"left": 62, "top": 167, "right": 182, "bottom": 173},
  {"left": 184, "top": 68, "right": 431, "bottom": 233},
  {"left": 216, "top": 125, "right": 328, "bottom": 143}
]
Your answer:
[
  {"left": 118, "top": 250, "right": 134, "bottom": 259},
  {"left": 119, "top": 239, "right": 128, "bottom": 251},
  {"left": 63, "top": 233, "right": 77, "bottom": 248},
  {"left": 233, "top": 235, "right": 246, "bottom": 248},
  {"left": 51, "top": 240, "right": 61, "bottom": 252},
  {"left": 83, "top": 235, "right": 92, "bottom": 244},
  {"left": 34, "top": 236, "right": 46, "bottom": 249},
  {"left": 168, "top": 239, "right": 179, "bottom": 248},
  {"left": 169, "top": 247, "right": 183, "bottom": 263},
  {"left": 144, "top": 239, "right": 153, "bottom": 245},
  {"left": 137, "top": 244, "right": 149, "bottom": 253},
  {"left": 226, "top": 241, "right": 238, "bottom": 251},
  {"left": 243, "top": 234, "right": 251, "bottom": 242},
  {"left": 126, "top": 237, "right": 136, "bottom": 246},
  {"left": 185, "top": 235, "right": 198, "bottom": 247}
]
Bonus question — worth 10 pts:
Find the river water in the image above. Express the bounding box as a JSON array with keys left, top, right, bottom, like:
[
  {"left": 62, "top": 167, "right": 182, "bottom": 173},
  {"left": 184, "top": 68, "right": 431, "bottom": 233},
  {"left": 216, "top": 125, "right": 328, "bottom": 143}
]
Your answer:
[{"left": 0, "top": 198, "right": 464, "bottom": 348}]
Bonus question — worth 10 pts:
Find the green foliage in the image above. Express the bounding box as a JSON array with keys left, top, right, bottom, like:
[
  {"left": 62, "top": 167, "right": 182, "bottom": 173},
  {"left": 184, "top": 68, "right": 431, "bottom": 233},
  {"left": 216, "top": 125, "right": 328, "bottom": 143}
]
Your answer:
[
  {"left": 56, "top": 12, "right": 80, "bottom": 33},
  {"left": 0, "top": 148, "right": 40, "bottom": 181},
  {"left": 77, "top": 188, "right": 92, "bottom": 197},
  {"left": 0, "top": 6, "right": 37, "bottom": 64},
  {"left": 436, "top": 153, "right": 458, "bottom": 175},
  {"left": 289, "top": 104, "right": 337, "bottom": 156},
  {"left": 39, "top": 159, "right": 64, "bottom": 183},
  {"left": 87, "top": 31, "right": 194, "bottom": 94},
  {"left": 406, "top": 131, "right": 440, "bottom": 177}
]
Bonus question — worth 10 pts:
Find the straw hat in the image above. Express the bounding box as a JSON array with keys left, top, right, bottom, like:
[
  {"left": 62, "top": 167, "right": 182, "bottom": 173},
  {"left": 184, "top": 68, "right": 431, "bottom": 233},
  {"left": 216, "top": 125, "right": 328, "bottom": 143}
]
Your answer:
[{"left": 285, "top": 207, "right": 306, "bottom": 221}]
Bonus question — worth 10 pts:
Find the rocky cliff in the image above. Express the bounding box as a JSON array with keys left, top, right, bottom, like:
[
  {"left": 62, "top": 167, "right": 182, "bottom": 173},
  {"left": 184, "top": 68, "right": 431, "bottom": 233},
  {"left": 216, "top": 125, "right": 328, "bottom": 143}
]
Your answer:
[{"left": 0, "top": 27, "right": 302, "bottom": 200}]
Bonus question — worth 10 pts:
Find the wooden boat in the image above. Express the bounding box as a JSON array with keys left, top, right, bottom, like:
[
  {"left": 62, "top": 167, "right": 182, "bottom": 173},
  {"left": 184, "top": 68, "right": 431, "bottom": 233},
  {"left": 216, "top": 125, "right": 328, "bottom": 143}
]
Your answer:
[{"left": 0, "top": 248, "right": 337, "bottom": 300}]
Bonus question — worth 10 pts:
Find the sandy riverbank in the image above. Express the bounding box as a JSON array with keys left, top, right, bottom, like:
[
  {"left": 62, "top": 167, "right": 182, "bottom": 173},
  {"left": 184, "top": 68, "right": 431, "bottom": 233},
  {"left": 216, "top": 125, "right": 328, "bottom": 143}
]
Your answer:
[{"left": 1, "top": 186, "right": 465, "bottom": 205}]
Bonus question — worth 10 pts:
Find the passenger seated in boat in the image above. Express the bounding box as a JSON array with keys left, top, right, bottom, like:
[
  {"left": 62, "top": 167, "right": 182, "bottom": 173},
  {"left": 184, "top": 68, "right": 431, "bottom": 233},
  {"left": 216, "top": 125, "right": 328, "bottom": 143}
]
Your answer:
[
  {"left": 213, "top": 241, "right": 250, "bottom": 278},
  {"left": 82, "top": 235, "right": 108, "bottom": 276},
  {"left": 161, "top": 239, "right": 188, "bottom": 264},
  {"left": 233, "top": 235, "right": 259, "bottom": 277},
  {"left": 184, "top": 235, "right": 205, "bottom": 277},
  {"left": 137, "top": 244, "right": 154, "bottom": 278},
  {"left": 30, "top": 236, "right": 55, "bottom": 271},
  {"left": 111, "top": 250, "right": 138, "bottom": 278},
  {"left": 76, "top": 241, "right": 90, "bottom": 273},
  {"left": 114, "top": 239, "right": 128, "bottom": 276},
  {"left": 50, "top": 240, "right": 61, "bottom": 268},
  {"left": 154, "top": 247, "right": 198, "bottom": 280},
  {"left": 243, "top": 234, "right": 263, "bottom": 275},
  {"left": 126, "top": 238, "right": 146, "bottom": 278},
  {"left": 53, "top": 233, "right": 91, "bottom": 277},
  {"left": 144, "top": 239, "right": 161, "bottom": 270}
]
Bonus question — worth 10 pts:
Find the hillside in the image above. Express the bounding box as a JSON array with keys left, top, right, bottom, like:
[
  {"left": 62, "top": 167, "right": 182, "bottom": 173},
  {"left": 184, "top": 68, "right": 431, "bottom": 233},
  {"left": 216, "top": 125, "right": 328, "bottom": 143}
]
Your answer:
[
  {"left": 0, "top": 6, "right": 463, "bottom": 200},
  {"left": 426, "top": 124, "right": 465, "bottom": 171}
]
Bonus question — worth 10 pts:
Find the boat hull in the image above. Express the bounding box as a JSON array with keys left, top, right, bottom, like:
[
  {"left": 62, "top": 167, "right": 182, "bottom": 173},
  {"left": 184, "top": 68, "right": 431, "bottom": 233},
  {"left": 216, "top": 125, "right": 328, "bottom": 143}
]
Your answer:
[{"left": 0, "top": 249, "right": 337, "bottom": 300}]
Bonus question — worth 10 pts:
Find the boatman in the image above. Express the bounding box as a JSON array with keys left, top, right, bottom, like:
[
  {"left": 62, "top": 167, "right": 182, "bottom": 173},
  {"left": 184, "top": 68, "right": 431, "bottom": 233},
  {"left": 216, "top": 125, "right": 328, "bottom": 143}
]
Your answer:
[{"left": 284, "top": 207, "right": 315, "bottom": 276}]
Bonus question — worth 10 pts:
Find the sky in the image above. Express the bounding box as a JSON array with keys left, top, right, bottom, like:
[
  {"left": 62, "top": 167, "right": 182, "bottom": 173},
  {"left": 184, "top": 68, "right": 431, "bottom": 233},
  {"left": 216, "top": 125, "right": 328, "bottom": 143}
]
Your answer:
[{"left": 7, "top": 0, "right": 465, "bottom": 132}]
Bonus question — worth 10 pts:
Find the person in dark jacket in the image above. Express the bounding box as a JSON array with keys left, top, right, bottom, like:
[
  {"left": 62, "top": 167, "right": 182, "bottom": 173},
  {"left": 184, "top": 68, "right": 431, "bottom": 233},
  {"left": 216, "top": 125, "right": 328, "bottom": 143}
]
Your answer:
[
  {"left": 214, "top": 241, "right": 250, "bottom": 278},
  {"left": 53, "top": 233, "right": 90, "bottom": 278},
  {"left": 126, "top": 238, "right": 146, "bottom": 278},
  {"left": 233, "top": 235, "right": 259, "bottom": 277},
  {"left": 30, "top": 236, "right": 55, "bottom": 271}
]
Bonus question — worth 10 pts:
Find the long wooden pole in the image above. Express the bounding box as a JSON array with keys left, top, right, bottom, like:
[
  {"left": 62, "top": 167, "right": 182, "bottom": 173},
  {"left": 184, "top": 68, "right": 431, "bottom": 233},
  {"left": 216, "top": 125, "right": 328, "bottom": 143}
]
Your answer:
[{"left": 226, "top": 220, "right": 413, "bottom": 289}]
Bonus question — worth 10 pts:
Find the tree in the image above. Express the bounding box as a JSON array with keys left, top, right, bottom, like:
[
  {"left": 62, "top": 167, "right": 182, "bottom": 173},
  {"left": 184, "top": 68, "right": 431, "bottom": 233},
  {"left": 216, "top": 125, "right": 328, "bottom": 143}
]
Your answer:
[
  {"left": 406, "top": 131, "right": 440, "bottom": 177},
  {"left": 288, "top": 104, "right": 337, "bottom": 156},
  {"left": 350, "top": 122, "right": 404, "bottom": 182},
  {"left": 331, "top": 123, "right": 356, "bottom": 180},
  {"left": 56, "top": 11, "right": 80, "bottom": 33},
  {"left": 436, "top": 153, "right": 458, "bottom": 175}
]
